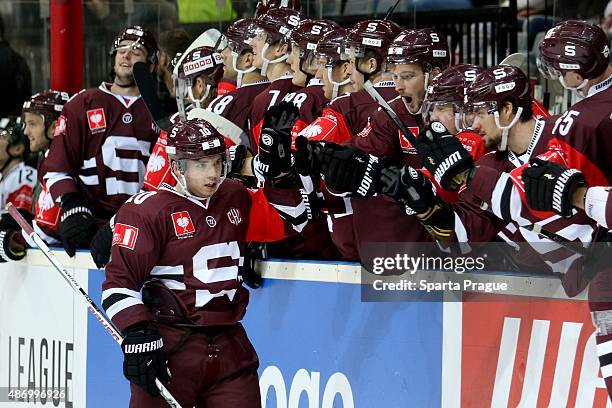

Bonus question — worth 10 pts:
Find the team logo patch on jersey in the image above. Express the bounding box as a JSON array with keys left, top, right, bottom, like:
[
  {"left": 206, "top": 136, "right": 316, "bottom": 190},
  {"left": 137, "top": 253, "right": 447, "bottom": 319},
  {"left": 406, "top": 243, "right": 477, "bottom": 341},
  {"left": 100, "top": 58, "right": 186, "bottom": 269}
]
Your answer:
[
  {"left": 227, "top": 208, "right": 242, "bottom": 226},
  {"left": 171, "top": 211, "right": 195, "bottom": 237},
  {"left": 206, "top": 216, "right": 216, "bottom": 228},
  {"left": 112, "top": 223, "right": 139, "bottom": 250},
  {"left": 122, "top": 112, "right": 133, "bottom": 124},
  {"left": 86, "top": 108, "right": 106, "bottom": 133},
  {"left": 398, "top": 127, "right": 420, "bottom": 153}
]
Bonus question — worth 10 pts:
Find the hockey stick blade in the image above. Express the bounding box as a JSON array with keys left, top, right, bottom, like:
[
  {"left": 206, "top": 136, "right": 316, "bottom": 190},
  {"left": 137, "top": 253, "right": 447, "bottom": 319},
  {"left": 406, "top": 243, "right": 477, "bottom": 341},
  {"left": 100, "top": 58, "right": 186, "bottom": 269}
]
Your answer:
[
  {"left": 133, "top": 61, "right": 173, "bottom": 132},
  {"left": 5, "top": 204, "right": 183, "bottom": 408}
]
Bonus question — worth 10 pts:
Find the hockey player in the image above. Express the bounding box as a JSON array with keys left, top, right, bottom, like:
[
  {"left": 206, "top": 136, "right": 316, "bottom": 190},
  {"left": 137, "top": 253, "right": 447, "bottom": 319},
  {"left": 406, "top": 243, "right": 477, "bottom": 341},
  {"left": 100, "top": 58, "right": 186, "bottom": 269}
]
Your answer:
[
  {"left": 292, "top": 20, "right": 401, "bottom": 260},
  {"left": 208, "top": 19, "right": 271, "bottom": 135},
  {"left": 43, "top": 26, "right": 160, "bottom": 258},
  {"left": 0, "top": 91, "right": 70, "bottom": 263},
  {"left": 0, "top": 116, "right": 37, "bottom": 262},
  {"left": 283, "top": 19, "right": 338, "bottom": 137},
  {"left": 378, "top": 66, "right": 598, "bottom": 293},
  {"left": 248, "top": 7, "right": 303, "bottom": 146},
  {"left": 142, "top": 45, "right": 226, "bottom": 193},
  {"left": 254, "top": 0, "right": 301, "bottom": 17},
  {"left": 103, "top": 118, "right": 307, "bottom": 407}
]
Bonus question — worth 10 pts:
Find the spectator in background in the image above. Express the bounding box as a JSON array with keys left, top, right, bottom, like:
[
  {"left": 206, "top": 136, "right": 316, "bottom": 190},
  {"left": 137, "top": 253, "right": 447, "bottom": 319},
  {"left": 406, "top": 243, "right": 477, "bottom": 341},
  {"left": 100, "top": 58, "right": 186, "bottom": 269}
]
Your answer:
[
  {"left": 0, "top": 14, "right": 31, "bottom": 117},
  {"left": 157, "top": 28, "right": 192, "bottom": 114},
  {"left": 604, "top": 1, "right": 612, "bottom": 33}
]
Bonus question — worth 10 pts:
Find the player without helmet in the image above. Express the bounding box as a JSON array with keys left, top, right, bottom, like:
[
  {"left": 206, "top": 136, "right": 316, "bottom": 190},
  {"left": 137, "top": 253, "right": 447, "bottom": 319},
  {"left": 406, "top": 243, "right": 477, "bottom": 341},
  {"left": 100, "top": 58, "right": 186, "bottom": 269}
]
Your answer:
[
  {"left": 386, "top": 28, "right": 450, "bottom": 114},
  {"left": 463, "top": 65, "right": 533, "bottom": 151},
  {"left": 422, "top": 64, "right": 484, "bottom": 134},
  {"left": 538, "top": 20, "right": 611, "bottom": 94},
  {"left": 166, "top": 119, "right": 230, "bottom": 199}
]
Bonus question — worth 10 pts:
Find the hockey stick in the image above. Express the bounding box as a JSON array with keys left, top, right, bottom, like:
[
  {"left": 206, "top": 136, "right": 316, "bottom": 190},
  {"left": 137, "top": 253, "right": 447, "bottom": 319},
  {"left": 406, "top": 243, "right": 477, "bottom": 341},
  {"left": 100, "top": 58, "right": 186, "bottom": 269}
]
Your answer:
[
  {"left": 6, "top": 204, "right": 183, "bottom": 408},
  {"left": 133, "top": 61, "right": 173, "bottom": 132}
]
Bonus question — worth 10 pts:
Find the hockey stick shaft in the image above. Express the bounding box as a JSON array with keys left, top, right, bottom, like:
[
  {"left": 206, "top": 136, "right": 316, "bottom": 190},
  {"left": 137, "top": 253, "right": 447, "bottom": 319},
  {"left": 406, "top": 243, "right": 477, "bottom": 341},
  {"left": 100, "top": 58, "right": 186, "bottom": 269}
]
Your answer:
[
  {"left": 6, "top": 204, "right": 183, "bottom": 408},
  {"left": 133, "top": 61, "right": 173, "bottom": 132},
  {"left": 362, "top": 81, "right": 418, "bottom": 145}
]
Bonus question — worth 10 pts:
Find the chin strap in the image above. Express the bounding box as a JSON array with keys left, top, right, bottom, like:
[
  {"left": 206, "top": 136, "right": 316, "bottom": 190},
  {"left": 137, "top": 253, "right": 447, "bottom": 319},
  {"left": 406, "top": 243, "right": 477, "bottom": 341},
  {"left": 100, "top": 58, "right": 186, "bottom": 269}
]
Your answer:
[
  {"left": 188, "top": 84, "right": 211, "bottom": 109},
  {"left": 327, "top": 67, "right": 351, "bottom": 99},
  {"left": 493, "top": 106, "right": 523, "bottom": 151},
  {"left": 232, "top": 52, "right": 256, "bottom": 88},
  {"left": 260, "top": 43, "right": 288, "bottom": 77}
]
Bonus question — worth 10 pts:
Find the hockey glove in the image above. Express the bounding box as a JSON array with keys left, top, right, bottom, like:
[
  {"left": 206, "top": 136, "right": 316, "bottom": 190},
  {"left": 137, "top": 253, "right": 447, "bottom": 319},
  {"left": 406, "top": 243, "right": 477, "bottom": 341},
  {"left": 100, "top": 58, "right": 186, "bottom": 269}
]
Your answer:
[
  {"left": 90, "top": 222, "right": 113, "bottom": 269},
  {"left": 294, "top": 136, "right": 323, "bottom": 176},
  {"left": 59, "top": 192, "right": 97, "bottom": 257},
  {"left": 523, "top": 158, "right": 586, "bottom": 218},
  {"left": 317, "top": 143, "right": 380, "bottom": 199},
  {"left": 415, "top": 121, "right": 474, "bottom": 191},
  {"left": 0, "top": 229, "right": 27, "bottom": 262},
  {"left": 380, "top": 165, "right": 436, "bottom": 215},
  {"left": 256, "top": 128, "right": 293, "bottom": 180},
  {"left": 122, "top": 329, "right": 171, "bottom": 397},
  {"left": 262, "top": 101, "right": 300, "bottom": 135}
]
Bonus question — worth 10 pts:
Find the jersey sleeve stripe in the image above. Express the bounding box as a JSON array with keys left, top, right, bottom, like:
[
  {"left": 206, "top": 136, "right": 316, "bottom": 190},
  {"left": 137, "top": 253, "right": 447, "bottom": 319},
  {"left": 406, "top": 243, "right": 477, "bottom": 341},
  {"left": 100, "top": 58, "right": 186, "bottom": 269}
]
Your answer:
[{"left": 104, "top": 297, "right": 144, "bottom": 321}]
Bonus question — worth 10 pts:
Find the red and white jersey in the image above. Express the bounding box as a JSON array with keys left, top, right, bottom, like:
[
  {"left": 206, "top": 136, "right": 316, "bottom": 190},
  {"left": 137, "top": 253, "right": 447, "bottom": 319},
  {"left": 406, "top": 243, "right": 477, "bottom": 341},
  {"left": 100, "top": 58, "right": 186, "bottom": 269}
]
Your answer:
[
  {"left": 298, "top": 80, "right": 398, "bottom": 145},
  {"left": 0, "top": 162, "right": 36, "bottom": 213},
  {"left": 532, "top": 98, "right": 549, "bottom": 120},
  {"left": 43, "top": 83, "right": 158, "bottom": 221},
  {"left": 102, "top": 181, "right": 296, "bottom": 332},
  {"left": 33, "top": 154, "right": 62, "bottom": 244},
  {"left": 249, "top": 74, "right": 302, "bottom": 148}
]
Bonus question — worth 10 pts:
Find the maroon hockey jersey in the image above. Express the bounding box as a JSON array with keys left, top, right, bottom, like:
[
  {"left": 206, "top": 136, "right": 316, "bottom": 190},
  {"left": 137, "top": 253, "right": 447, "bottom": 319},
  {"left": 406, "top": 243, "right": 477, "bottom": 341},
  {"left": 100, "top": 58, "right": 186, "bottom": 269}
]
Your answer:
[
  {"left": 454, "top": 118, "right": 597, "bottom": 296},
  {"left": 44, "top": 83, "right": 158, "bottom": 220},
  {"left": 208, "top": 79, "right": 270, "bottom": 135},
  {"left": 102, "top": 181, "right": 294, "bottom": 332},
  {"left": 249, "top": 75, "right": 302, "bottom": 148}
]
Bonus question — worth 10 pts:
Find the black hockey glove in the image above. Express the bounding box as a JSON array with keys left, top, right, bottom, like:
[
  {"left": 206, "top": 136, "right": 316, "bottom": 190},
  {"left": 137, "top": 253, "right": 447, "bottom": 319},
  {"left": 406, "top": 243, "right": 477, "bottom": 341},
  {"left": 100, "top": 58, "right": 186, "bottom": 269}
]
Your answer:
[
  {"left": 380, "top": 165, "right": 436, "bottom": 215},
  {"left": 90, "top": 222, "right": 113, "bottom": 269},
  {"left": 0, "top": 229, "right": 27, "bottom": 262},
  {"left": 293, "top": 136, "right": 323, "bottom": 176},
  {"left": 262, "top": 101, "right": 300, "bottom": 135},
  {"left": 522, "top": 158, "right": 586, "bottom": 218},
  {"left": 122, "top": 329, "right": 171, "bottom": 397},
  {"left": 59, "top": 192, "right": 97, "bottom": 257},
  {"left": 256, "top": 128, "right": 293, "bottom": 179},
  {"left": 415, "top": 121, "right": 473, "bottom": 191},
  {"left": 317, "top": 143, "right": 380, "bottom": 199}
]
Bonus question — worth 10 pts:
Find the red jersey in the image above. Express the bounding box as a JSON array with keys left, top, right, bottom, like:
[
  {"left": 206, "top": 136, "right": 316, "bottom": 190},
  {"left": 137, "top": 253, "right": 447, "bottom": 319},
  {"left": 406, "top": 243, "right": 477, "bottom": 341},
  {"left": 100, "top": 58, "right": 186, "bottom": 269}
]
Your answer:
[
  {"left": 249, "top": 75, "right": 302, "bottom": 148},
  {"left": 102, "top": 181, "right": 296, "bottom": 332},
  {"left": 44, "top": 83, "right": 158, "bottom": 221},
  {"left": 33, "top": 154, "right": 62, "bottom": 244}
]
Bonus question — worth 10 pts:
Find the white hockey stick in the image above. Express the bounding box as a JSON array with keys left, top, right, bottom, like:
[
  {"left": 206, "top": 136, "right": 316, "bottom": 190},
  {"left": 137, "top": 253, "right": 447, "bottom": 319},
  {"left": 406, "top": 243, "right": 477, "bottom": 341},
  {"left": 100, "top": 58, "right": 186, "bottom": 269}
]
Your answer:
[
  {"left": 187, "top": 107, "right": 249, "bottom": 146},
  {"left": 6, "top": 203, "right": 183, "bottom": 408}
]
